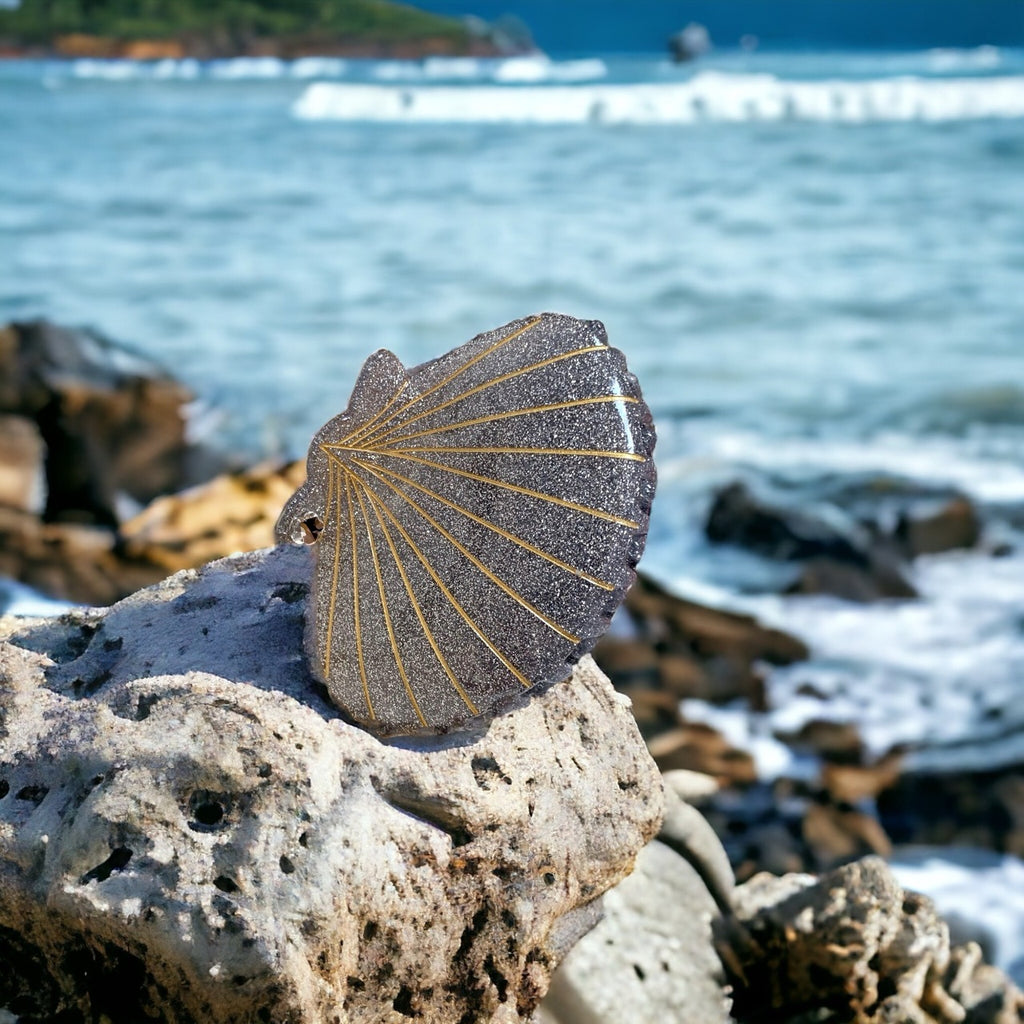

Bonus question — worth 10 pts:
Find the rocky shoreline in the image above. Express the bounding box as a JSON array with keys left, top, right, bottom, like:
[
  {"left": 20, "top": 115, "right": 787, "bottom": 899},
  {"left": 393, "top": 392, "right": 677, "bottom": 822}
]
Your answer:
[{"left": 1, "top": 318, "right": 1022, "bottom": 1020}]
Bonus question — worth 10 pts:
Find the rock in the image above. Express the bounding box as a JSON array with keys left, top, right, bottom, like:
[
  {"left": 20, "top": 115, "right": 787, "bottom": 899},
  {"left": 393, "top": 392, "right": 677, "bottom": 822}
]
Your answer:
[
  {"left": 0, "top": 319, "right": 229, "bottom": 527},
  {"left": 662, "top": 768, "right": 720, "bottom": 804},
  {"left": 706, "top": 481, "right": 870, "bottom": 565},
  {"left": 0, "top": 414, "right": 45, "bottom": 514},
  {"left": 659, "top": 778, "right": 735, "bottom": 910},
  {"left": 896, "top": 496, "right": 982, "bottom": 557},
  {"left": 879, "top": 766, "right": 1024, "bottom": 858},
  {"left": 706, "top": 481, "right": 918, "bottom": 600},
  {"left": 594, "top": 571, "right": 807, "bottom": 720},
  {"left": 801, "top": 800, "right": 892, "bottom": 868},
  {"left": 120, "top": 460, "right": 306, "bottom": 574},
  {"left": 720, "top": 856, "right": 1024, "bottom": 1023},
  {"left": 0, "top": 545, "right": 663, "bottom": 1023},
  {"left": 822, "top": 750, "right": 905, "bottom": 805},
  {"left": 775, "top": 718, "right": 865, "bottom": 763},
  {"left": 0, "top": 504, "right": 165, "bottom": 607},
  {"left": 0, "top": 460, "right": 306, "bottom": 607},
  {"left": 540, "top": 841, "right": 732, "bottom": 1024},
  {"left": 624, "top": 573, "right": 809, "bottom": 666},
  {"left": 616, "top": 685, "right": 685, "bottom": 743},
  {"left": 787, "top": 552, "right": 918, "bottom": 601},
  {"left": 647, "top": 725, "right": 758, "bottom": 787},
  {"left": 699, "top": 773, "right": 902, "bottom": 883},
  {"left": 668, "top": 22, "right": 711, "bottom": 62}
]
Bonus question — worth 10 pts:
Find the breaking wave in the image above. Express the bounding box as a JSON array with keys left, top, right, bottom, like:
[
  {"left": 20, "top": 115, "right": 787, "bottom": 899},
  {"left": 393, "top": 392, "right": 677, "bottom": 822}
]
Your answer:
[
  {"left": 293, "top": 71, "right": 1024, "bottom": 124},
  {"left": 62, "top": 54, "right": 606, "bottom": 83}
]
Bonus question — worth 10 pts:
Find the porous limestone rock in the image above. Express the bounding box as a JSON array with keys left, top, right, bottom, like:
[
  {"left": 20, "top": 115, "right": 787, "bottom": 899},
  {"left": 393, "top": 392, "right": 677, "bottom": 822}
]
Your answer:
[
  {"left": 719, "top": 856, "right": 1024, "bottom": 1024},
  {"left": 0, "top": 545, "right": 663, "bottom": 1024}
]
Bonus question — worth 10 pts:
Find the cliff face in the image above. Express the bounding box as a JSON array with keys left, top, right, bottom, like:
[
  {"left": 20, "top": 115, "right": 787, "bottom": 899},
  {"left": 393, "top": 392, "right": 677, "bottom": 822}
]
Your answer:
[{"left": 0, "top": 0, "right": 514, "bottom": 59}]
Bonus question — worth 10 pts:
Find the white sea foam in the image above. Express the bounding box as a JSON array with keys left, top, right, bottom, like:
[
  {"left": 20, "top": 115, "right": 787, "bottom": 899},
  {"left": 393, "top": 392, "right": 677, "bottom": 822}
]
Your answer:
[
  {"left": 289, "top": 57, "right": 348, "bottom": 79},
  {"left": 209, "top": 57, "right": 286, "bottom": 79},
  {"left": 68, "top": 55, "right": 345, "bottom": 80},
  {"left": 490, "top": 55, "right": 608, "bottom": 83},
  {"left": 0, "top": 579, "right": 73, "bottom": 617},
  {"left": 370, "top": 55, "right": 607, "bottom": 84},
  {"left": 927, "top": 45, "right": 1002, "bottom": 72},
  {"left": 71, "top": 59, "right": 143, "bottom": 80},
  {"left": 891, "top": 849, "right": 1024, "bottom": 983},
  {"left": 156, "top": 57, "right": 200, "bottom": 79},
  {"left": 695, "top": 429, "right": 1024, "bottom": 503},
  {"left": 293, "top": 72, "right": 1024, "bottom": 124},
  {"left": 726, "top": 544, "right": 1024, "bottom": 770}
]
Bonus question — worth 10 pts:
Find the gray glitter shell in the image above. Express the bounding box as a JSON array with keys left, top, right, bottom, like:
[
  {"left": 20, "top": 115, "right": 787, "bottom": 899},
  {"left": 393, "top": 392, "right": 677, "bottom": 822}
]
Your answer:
[{"left": 275, "top": 313, "right": 657, "bottom": 736}]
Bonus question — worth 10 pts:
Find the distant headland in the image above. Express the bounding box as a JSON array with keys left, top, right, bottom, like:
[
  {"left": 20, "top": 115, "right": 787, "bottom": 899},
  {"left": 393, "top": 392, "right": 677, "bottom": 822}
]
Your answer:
[{"left": 0, "top": 0, "right": 533, "bottom": 60}]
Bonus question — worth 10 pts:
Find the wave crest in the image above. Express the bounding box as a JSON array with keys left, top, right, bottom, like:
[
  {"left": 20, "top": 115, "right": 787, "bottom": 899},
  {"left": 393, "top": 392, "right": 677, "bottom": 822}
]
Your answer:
[{"left": 293, "top": 72, "right": 1024, "bottom": 124}]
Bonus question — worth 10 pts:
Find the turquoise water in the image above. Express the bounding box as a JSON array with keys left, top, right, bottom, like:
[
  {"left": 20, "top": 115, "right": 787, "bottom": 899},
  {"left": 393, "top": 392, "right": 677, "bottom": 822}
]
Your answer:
[{"left": 2, "top": 49, "right": 1024, "bottom": 768}]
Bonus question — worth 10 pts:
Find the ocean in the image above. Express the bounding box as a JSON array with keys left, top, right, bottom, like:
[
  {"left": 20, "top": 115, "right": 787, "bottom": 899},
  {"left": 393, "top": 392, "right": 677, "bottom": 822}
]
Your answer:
[{"left": 2, "top": 46, "right": 1024, "bottom": 974}]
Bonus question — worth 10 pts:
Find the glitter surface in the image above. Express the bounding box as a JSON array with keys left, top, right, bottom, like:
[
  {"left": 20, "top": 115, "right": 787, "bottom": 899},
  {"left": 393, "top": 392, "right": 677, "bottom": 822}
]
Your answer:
[{"left": 276, "top": 313, "right": 657, "bottom": 735}]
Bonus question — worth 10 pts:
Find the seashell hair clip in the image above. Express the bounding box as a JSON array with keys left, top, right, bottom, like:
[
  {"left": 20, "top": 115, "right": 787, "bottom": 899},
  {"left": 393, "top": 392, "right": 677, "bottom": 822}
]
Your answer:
[{"left": 276, "top": 313, "right": 656, "bottom": 736}]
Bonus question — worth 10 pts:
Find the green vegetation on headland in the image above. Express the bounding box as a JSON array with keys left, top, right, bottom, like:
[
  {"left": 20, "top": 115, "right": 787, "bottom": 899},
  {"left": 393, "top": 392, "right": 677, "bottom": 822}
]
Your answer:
[{"left": 0, "top": 0, "right": 505, "bottom": 59}]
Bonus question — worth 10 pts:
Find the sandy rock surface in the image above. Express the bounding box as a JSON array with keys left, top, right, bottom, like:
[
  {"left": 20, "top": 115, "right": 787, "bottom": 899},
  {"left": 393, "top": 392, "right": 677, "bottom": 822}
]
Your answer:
[{"left": 0, "top": 545, "right": 663, "bottom": 1024}]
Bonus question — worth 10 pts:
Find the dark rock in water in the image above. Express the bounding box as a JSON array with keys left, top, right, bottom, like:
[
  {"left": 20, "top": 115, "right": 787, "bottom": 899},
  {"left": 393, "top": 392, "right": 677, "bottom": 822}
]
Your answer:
[
  {"left": 775, "top": 718, "right": 865, "bottom": 763},
  {"left": 896, "top": 494, "right": 982, "bottom": 556},
  {"left": 0, "top": 319, "right": 229, "bottom": 527},
  {"left": 668, "top": 22, "right": 711, "bottom": 62},
  {"left": 720, "top": 857, "right": 1024, "bottom": 1023},
  {"left": 790, "top": 471, "right": 984, "bottom": 557},
  {"left": 706, "top": 481, "right": 918, "bottom": 600},
  {"left": 786, "top": 552, "right": 918, "bottom": 601},
  {"left": 706, "top": 481, "right": 873, "bottom": 564},
  {"left": 618, "top": 571, "right": 809, "bottom": 667},
  {"left": 878, "top": 765, "right": 1024, "bottom": 859},
  {"left": 699, "top": 775, "right": 896, "bottom": 882},
  {"left": 593, "top": 572, "right": 808, "bottom": 784},
  {"left": 821, "top": 750, "right": 906, "bottom": 805}
]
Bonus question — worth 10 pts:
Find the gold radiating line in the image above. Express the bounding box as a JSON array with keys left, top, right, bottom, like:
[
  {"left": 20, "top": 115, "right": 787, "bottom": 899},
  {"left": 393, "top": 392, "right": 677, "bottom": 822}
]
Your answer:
[
  {"left": 340, "top": 377, "right": 410, "bottom": 447},
  {"left": 323, "top": 461, "right": 342, "bottom": 678},
  {"left": 349, "top": 465, "right": 533, "bottom": 690},
  {"left": 363, "top": 344, "right": 608, "bottom": 447},
  {"left": 373, "top": 394, "right": 640, "bottom": 449},
  {"left": 381, "top": 445, "right": 646, "bottom": 461},
  {"left": 355, "top": 316, "right": 543, "bottom": 446},
  {"left": 369, "top": 450, "right": 640, "bottom": 529},
  {"left": 351, "top": 473, "right": 427, "bottom": 728},
  {"left": 364, "top": 460, "right": 614, "bottom": 591},
  {"left": 344, "top": 472, "right": 374, "bottom": 720},
  {"left": 358, "top": 479, "right": 479, "bottom": 716},
  {"left": 353, "top": 458, "right": 581, "bottom": 643}
]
